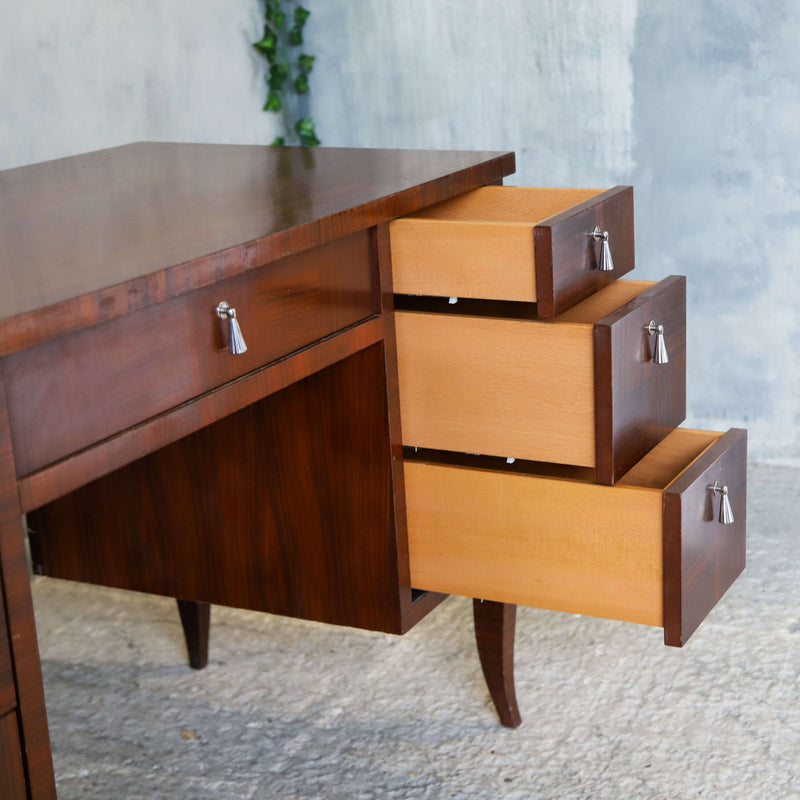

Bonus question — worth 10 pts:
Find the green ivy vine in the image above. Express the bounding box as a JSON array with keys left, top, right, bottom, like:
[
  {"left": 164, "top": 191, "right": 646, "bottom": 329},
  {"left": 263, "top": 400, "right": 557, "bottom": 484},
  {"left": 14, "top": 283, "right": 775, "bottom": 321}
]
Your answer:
[{"left": 253, "top": 1, "right": 320, "bottom": 146}]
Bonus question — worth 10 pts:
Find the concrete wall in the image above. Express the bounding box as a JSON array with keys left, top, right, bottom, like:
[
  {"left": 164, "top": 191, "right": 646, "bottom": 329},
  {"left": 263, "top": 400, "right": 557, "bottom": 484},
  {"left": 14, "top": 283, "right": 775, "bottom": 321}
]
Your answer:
[
  {"left": 2, "top": 1, "right": 798, "bottom": 463},
  {"left": 0, "top": 0, "right": 279, "bottom": 167}
]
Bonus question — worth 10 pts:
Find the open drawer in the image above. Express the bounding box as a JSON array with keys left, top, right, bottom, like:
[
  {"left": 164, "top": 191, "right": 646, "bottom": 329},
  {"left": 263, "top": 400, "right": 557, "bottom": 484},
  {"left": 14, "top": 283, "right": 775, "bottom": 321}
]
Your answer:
[
  {"left": 396, "top": 276, "right": 686, "bottom": 485},
  {"left": 389, "top": 185, "right": 634, "bottom": 317},
  {"left": 405, "top": 427, "right": 747, "bottom": 647}
]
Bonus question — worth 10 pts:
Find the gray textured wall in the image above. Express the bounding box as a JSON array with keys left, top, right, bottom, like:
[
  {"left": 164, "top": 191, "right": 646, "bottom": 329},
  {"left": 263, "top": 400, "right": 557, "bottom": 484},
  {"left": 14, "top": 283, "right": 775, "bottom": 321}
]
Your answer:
[{"left": 2, "top": 1, "right": 797, "bottom": 462}]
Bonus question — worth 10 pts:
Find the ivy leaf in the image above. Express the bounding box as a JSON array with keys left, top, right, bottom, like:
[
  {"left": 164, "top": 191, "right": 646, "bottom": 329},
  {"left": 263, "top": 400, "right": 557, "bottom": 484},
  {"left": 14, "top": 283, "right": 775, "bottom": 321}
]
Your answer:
[
  {"left": 294, "top": 73, "right": 309, "bottom": 94},
  {"left": 274, "top": 10, "right": 286, "bottom": 29},
  {"left": 295, "top": 116, "right": 320, "bottom": 147},
  {"left": 297, "top": 54, "right": 315, "bottom": 74},
  {"left": 271, "top": 136, "right": 286, "bottom": 146},
  {"left": 294, "top": 6, "right": 311, "bottom": 26},
  {"left": 265, "top": 1, "right": 280, "bottom": 21},
  {"left": 268, "top": 62, "right": 288, "bottom": 91},
  {"left": 253, "top": 28, "right": 277, "bottom": 60},
  {"left": 263, "top": 91, "right": 282, "bottom": 112},
  {"left": 288, "top": 25, "right": 303, "bottom": 45}
]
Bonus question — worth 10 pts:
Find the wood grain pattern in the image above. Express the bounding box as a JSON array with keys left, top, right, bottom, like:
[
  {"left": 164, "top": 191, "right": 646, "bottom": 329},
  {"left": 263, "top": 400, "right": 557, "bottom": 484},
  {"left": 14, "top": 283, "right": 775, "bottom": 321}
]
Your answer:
[
  {"left": 663, "top": 429, "right": 747, "bottom": 647},
  {"left": 0, "top": 381, "right": 56, "bottom": 799},
  {"left": 18, "top": 316, "right": 384, "bottom": 512},
  {"left": 0, "top": 583, "right": 16, "bottom": 716},
  {"left": 374, "top": 223, "right": 447, "bottom": 631},
  {"left": 473, "top": 599, "right": 521, "bottom": 728},
  {"left": 390, "top": 186, "right": 602, "bottom": 303},
  {"left": 0, "top": 711, "right": 27, "bottom": 800},
  {"left": 5, "top": 230, "right": 377, "bottom": 477},
  {"left": 0, "top": 144, "right": 515, "bottom": 357},
  {"left": 404, "top": 460, "right": 664, "bottom": 626},
  {"left": 594, "top": 275, "right": 687, "bottom": 485},
  {"left": 28, "top": 344, "right": 407, "bottom": 634},
  {"left": 535, "top": 185, "right": 635, "bottom": 317},
  {"left": 396, "top": 311, "right": 596, "bottom": 466}
]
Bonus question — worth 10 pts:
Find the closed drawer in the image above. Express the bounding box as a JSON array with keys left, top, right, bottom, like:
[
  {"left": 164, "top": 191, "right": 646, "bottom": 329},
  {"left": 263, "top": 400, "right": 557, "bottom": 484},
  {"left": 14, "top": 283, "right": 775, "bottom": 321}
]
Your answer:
[
  {"left": 4, "top": 231, "right": 377, "bottom": 476},
  {"left": 390, "top": 185, "right": 634, "bottom": 317},
  {"left": 397, "top": 276, "right": 686, "bottom": 485},
  {"left": 405, "top": 427, "right": 747, "bottom": 647}
]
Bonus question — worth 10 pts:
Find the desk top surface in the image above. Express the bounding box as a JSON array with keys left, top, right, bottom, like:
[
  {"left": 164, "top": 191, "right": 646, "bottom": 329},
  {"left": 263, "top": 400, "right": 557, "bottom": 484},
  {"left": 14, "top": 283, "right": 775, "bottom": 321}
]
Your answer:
[{"left": 0, "top": 143, "right": 514, "bottom": 355}]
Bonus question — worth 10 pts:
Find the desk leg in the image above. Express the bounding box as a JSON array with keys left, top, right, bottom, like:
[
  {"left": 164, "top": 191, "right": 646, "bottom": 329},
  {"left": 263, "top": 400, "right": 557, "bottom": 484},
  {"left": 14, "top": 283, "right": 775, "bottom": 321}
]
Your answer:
[
  {"left": 473, "top": 599, "right": 521, "bottom": 728},
  {"left": 176, "top": 599, "right": 210, "bottom": 670}
]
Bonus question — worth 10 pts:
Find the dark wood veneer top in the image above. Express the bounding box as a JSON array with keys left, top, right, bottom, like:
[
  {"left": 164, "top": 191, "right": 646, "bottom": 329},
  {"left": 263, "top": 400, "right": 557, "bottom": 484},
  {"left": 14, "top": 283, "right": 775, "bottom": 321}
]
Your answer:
[{"left": 0, "top": 143, "right": 514, "bottom": 355}]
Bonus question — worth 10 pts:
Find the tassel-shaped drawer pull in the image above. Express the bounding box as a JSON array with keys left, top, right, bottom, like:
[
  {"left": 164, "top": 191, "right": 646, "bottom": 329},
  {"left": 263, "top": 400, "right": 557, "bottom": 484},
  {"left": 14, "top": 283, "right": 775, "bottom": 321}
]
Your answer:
[
  {"left": 708, "top": 480, "right": 734, "bottom": 524},
  {"left": 216, "top": 301, "right": 248, "bottom": 355},
  {"left": 590, "top": 226, "right": 614, "bottom": 272},
  {"left": 646, "top": 320, "right": 669, "bottom": 364}
]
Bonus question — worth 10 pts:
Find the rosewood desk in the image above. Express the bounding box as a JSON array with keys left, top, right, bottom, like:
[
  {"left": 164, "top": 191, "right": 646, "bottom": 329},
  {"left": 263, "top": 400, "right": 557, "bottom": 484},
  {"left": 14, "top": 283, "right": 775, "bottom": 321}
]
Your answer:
[
  {"left": 0, "top": 144, "right": 519, "bottom": 798},
  {"left": 0, "top": 143, "right": 746, "bottom": 798}
]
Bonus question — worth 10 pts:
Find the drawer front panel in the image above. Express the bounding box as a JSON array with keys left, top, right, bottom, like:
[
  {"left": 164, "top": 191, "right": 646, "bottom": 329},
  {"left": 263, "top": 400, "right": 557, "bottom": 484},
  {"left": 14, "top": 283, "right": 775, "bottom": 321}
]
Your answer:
[
  {"left": 663, "top": 429, "right": 747, "bottom": 646},
  {"left": 5, "top": 231, "right": 376, "bottom": 476},
  {"left": 390, "top": 185, "right": 634, "bottom": 317},
  {"left": 405, "top": 428, "right": 746, "bottom": 645},
  {"left": 396, "top": 277, "right": 686, "bottom": 479},
  {"left": 594, "top": 275, "right": 687, "bottom": 484}
]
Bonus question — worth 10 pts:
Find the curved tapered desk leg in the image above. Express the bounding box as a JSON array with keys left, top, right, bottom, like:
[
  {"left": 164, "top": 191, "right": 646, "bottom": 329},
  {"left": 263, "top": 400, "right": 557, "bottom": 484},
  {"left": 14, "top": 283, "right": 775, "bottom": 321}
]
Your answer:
[
  {"left": 176, "top": 599, "right": 210, "bottom": 670},
  {"left": 473, "top": 598, "right": 522, "bottom": 728}
]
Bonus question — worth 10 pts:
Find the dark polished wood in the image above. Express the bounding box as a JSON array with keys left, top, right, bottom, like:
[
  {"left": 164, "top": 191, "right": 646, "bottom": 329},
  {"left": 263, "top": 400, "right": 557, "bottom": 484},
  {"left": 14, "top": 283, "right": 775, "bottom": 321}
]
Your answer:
[
  {"left": 18, "top": 316, "right": 384, "bottom": 513},
  {"left": 0, "top": 584, "right": 16, "bottom": 716},
  {"left": 28, "top": 344, "right": 410, "bottom": 633},
  {"left": 5, "top": 231, "right": 377, "bottom": 477},
  {"left": 177, "top": 600, "right": 210, "bottom": 670},
  {"left": 534, "top": 185, "right": 635, "bottom": 318},
  {"left": 663, "top": 429, "right": 747, "bottom": 647},
  {"left": 594, "top": 275, "right": 687, "bottom": 485},
  {"left": 375, "top": 223, "right": 447, "bottom": 630},
  {"left": 0, "top": 711, "right": 27, "bottom": 799},
  {"left": 0, "top": 382, "right": 56, "bottom": 799},
  {"left": 0, "top": 145, "right": 521, "bottom": 796},
  {"left": 473, "top": 599, "right": 521, "bottom": 728},
  {"left": 0, "top": 144, "right": 515, "bottom": 356}
]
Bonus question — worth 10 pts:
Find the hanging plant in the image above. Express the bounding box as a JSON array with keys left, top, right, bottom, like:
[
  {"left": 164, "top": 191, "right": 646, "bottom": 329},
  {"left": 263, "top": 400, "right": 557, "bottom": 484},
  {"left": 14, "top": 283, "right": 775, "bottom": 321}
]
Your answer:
[{"left": 253, "top": 1, "right": 320, "bottom": 146}]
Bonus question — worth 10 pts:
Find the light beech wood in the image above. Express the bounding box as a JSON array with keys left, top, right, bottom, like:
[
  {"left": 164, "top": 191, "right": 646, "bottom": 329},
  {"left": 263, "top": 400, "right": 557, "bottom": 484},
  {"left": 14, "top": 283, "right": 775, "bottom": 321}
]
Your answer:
[
  {"left": 405, "top": 460, "right": 664, "bottom": 626},
  {"left": 618, "top": 428, "right": 720, "bottom": 489},
  {"left": 396, "top": 311, "right": 596, "bottom": 466},
  {"left": 556, "top": 279, "right": 652, "bottom": 323},
  {"left": 396, "top": 280, "right": 654, "bottom": 465},
  {"left": 405, "top": 427, "right": 727, "bottom": 626},
  {"left": 400, "top": 186, "right": 602, "bottom": 223},
  {"left": 390, "top": 186, "right": 601, "bottom": 301}
]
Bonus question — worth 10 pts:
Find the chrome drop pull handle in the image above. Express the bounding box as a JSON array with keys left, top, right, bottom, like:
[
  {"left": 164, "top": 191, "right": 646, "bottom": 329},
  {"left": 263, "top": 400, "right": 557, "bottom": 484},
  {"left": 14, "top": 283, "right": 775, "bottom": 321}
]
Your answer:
[
  {"left": 216, "top": 301, "right": 248, "bottom": 355},
  {"left": 590, "top": 226, "right": 614, "bottom": 272},
  {"left": 645, "top": 320, "right": 669, "bottom": 364},
  {"left": 709, "top": 481, "right": 734, "bottom": 524}
]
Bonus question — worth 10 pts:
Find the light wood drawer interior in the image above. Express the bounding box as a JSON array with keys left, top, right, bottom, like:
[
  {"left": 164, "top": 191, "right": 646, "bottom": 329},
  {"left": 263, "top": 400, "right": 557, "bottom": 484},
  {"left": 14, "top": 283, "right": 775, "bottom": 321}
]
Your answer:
[
  {"left": 405, "top": 427, "right": 746, "bottom": 646},
  {"left": 390, "top": 185, "right": 634, "bottom": 316},
  {"left": 396, "top": 277, "right": 686, "bottom": 484}
]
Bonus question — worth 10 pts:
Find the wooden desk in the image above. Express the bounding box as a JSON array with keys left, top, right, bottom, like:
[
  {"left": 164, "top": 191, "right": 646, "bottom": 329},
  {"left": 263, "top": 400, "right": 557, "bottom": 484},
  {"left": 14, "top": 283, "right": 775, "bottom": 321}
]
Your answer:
[{"left": 0, "top": 144, "right": 515, "bottom": 798}]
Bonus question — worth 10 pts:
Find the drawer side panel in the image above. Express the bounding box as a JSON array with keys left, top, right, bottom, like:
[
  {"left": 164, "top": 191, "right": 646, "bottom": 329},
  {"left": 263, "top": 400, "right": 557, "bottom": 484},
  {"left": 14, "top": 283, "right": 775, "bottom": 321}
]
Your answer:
[
  {"left": 396, "top": 312, "right": 596, "bottom": 466},
  {"left": 405, "top": 461, "right": 663, "bottom": 625}
]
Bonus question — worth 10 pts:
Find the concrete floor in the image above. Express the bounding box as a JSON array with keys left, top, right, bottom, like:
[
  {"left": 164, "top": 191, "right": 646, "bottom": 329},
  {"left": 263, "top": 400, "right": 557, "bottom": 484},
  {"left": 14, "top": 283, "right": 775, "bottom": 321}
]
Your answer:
[{"left": 31, "top": 463, "right": 800, "bottom": 799}]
